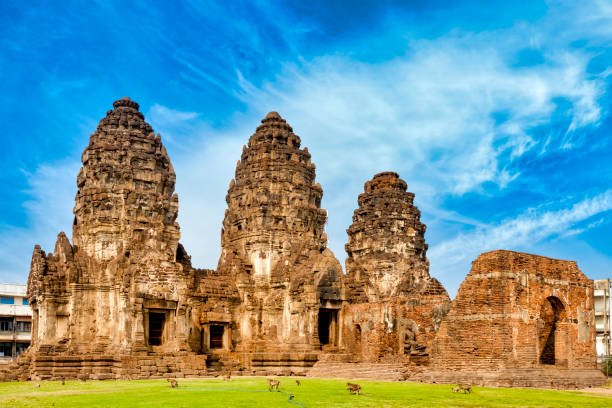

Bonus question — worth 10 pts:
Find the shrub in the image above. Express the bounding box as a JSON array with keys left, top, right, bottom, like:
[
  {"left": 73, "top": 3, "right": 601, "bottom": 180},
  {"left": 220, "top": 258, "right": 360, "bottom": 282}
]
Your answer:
[{"left": 601, "top": 358, "right": 612, "bottom": 377}]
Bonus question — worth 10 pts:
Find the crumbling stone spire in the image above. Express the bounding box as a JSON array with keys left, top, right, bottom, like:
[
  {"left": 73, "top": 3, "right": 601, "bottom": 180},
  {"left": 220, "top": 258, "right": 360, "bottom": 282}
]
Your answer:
[
  {"left": 72, "top": 96, "right": 179, "bottom": 268},
  {"left": 345, "top": 171, "right": 431, "bottom": 300},
  {"left": 218, "top": 111, "right": 328, "bottom": 279},
  {"left": 24, "top": 97, "right": 189, "bottom": 360}
]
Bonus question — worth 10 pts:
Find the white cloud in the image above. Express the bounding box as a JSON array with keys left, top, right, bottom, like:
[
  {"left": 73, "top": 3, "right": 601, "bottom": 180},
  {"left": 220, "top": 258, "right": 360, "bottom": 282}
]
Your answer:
[
  {"left": 148, "top": 104, "right": 198, "bottom": 125},
  {"left": 235, "top": 36, "right": 604, "bottom": 197},
  {"left": 223, "top": 30, "right": 606, "bottom": 277},
  {"left": 0, "top": 161, "right": 79, "bottom": 283},
  {"left": 3, "top": 0, "right": 611, "bottom": 296},
  {"left": 428, "top": 190, "right": 612, "bottom": 294}
]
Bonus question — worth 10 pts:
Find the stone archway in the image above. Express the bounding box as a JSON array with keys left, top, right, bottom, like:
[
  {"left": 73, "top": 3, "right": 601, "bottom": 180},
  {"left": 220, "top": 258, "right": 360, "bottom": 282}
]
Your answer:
[{"left": 539, "top": 296, "right": 567, "bottom": 366}]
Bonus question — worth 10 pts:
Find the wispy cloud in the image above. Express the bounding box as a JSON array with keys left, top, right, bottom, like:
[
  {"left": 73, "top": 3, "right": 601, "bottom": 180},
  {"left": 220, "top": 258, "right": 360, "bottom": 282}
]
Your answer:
[
  {"left": 224, "top": 28, "right": 608, "bottom": 275},
  {"left": 147, "top": 24, "right": 608, "bottom": 274},
  {"left": 2, "top": 0, "right": 611, "bottom": 299},
  {"left": 429, "top": 190, "right": 612, "bottom": 281},
  {"left": 148, "top": 104, "right": 198, "bottom": 124},
  {"left": 0, "top": 161, "right": 79, "bottom": 283},
  {"left": 236, "top": 39, "right": 604, "bottom": 195}
]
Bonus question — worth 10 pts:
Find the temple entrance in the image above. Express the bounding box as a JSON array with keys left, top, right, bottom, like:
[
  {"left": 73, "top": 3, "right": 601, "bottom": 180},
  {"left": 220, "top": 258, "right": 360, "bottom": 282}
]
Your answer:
[
  {"left": 539, "top": 296, "right": 566, "bottom": 365},
  {"left": 148, "top": 312, "right": 166, "bottom": 346},
  {"left": 209, "top": 325, "right": 225, "bottom": 349},
  {"left": 318, "top": 308, "right": 338, "bottom": 346}
]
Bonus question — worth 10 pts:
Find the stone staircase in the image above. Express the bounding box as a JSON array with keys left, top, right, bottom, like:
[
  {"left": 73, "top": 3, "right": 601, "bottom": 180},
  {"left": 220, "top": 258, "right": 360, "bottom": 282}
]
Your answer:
[
  {"left": 307, "top": 362, "right": 404, "bottom": 381},
  {"left": 32, "top": 354, "right": 121, "bottom": 380},
  {"left": 410, "top": 367, "right": 608, "bottom": 389}
]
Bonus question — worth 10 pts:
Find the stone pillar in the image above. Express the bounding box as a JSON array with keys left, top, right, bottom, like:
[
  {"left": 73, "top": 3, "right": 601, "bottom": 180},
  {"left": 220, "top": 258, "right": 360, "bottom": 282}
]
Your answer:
[
  {"left": 133, "top": 303, "right": 147, "bottom": 351},
  {"left": 224, "top": 325, "right": 231, "bottom": 350},
  {"left": 40, "top": 301, "right": 57, "bottom": 344},
  {"left": 31, "top": 309, "right": 39, "bottom": 348}
]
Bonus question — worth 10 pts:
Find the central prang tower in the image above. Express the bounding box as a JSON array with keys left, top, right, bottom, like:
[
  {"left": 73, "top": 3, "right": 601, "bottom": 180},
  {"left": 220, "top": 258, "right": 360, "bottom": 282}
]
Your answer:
[
  {"left": 217, "top": 112, "right": 344, "bottom": 362},
  {"left": 218, "top": 112, "right": 328, "bottom": 279}
]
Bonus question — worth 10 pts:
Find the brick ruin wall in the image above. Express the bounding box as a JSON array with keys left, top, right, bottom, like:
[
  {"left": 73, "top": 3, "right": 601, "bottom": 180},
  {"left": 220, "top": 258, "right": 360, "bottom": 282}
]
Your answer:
[
  {"left": 0, "top": 98, "right": 604, "bottom": 387},
  {"left": 432, "top": 250, "right": 597, "bottom": 370},
  {"left": 411, "top": 250, "right": 605, "bottom": 387}
]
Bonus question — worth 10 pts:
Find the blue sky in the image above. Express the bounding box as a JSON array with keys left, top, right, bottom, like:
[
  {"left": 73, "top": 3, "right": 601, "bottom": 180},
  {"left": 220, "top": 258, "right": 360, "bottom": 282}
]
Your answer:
[{"left": 1, "top": 0, "right": 611, "bottom": 296}]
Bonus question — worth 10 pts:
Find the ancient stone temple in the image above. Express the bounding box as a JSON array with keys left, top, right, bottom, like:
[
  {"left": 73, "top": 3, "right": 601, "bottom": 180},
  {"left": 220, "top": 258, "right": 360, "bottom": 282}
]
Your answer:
[
  {"left": 1, "top": 97, "right": 605, "bottom": 388},
  {"left": 415, "top": 250, "right": 604, "bottom": 388},
  {"left": 340, "top": 172, "right": 451, "bottom": 364}
]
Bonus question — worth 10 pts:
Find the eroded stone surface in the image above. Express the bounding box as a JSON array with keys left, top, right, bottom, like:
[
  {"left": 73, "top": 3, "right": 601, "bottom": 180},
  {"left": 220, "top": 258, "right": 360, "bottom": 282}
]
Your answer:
[
  {"left": 345, "top": 171, "right": 431, "bottom": 301},
  {"left": 13, "top": 98, "right": 202, "bottom": 381}
]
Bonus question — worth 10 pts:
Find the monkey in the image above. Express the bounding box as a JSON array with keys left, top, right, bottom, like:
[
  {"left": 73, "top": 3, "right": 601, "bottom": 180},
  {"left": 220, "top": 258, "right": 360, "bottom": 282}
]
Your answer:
[
  {"left": 267, "top": 378, "right": 280, "bottom": 391},
  {"left": 459, "top": 384, "right": 472, "bottom": 394},
  {"left": 167, "top": 378, "right": 178, "bottom": 388},
  {"left": 221, "top": 369, "right": 230, "bottom": 381},
  {"left": 346, "top": 382, "right": 362, "bottom": 395},
  {"left": 295, "top": 379, "right": 301, "bottom": 386}
]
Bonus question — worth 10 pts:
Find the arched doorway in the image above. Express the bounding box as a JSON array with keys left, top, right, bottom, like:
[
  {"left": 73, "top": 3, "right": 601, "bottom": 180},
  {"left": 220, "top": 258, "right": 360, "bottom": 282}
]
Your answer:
[{"left": 539, "top": 296, "right": 567, "bottom": 366}]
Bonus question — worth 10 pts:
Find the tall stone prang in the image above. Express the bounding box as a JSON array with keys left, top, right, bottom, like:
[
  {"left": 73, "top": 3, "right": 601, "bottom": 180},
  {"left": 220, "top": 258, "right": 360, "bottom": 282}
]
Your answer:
[
  {"left": 218, "top": 112, "right": 327, "bottom": 279},
  {"left": 340, "top": 172, "right": 450, "bottom": 364},
  {"left": 216, "top": 112, "right": 344, "bottom": 365},
  {"left": 73, "top": 97, "right": 180, "bottom": 269},
  {"left": 345, "top": 171, "right": 430, "bottom": 301},
  {"left": 23, "top": 98, "right": 206, "bottom": 380}
]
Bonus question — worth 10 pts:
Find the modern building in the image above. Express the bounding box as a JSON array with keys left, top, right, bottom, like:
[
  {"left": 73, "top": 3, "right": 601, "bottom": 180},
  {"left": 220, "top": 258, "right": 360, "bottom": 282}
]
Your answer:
[
  {"left": 594, "top": 279, "right": 611, "bottom": 359},
  {"left": 0, "top": 284, "right": 32, "bottom": 364}
]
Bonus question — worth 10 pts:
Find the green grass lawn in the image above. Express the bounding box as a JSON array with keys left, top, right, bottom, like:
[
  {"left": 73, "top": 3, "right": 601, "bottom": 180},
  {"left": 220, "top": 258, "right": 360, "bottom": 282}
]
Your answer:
[{"left": 0, "top": 377, "right": 610, "bottom": 408}]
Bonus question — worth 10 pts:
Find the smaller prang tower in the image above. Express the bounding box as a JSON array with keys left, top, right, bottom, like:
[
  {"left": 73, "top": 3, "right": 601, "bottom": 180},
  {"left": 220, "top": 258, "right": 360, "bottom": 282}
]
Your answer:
[
  {"left": 342, "top": 171, "right": 450, "bottom": 363},
  {"left": 345, "top": 171, "right": 431, "bottom": 300}
]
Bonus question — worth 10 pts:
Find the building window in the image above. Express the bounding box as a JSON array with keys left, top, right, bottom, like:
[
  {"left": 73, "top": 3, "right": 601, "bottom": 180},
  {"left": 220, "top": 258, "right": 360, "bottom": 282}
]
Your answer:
[
  {"left": 16, "top": 321, "right": 31, "bottom": 332},
  {"left": 0, "top": 342, "right": 12, "bottom": 357},
  {"left": 22, "top": 298, "right": 29, "bottom": 306},
  {"left": 0, "top": 296, "right": 14, "bottom": 305},
  {"left": 209, "top": 325, "right": 225, "bottom": 349},
  {"left": 0, "top": 318, "right": 13, "bottom": 332},
  {"left": 16, "top": 343, "right": 29, "bottom": 356}
]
